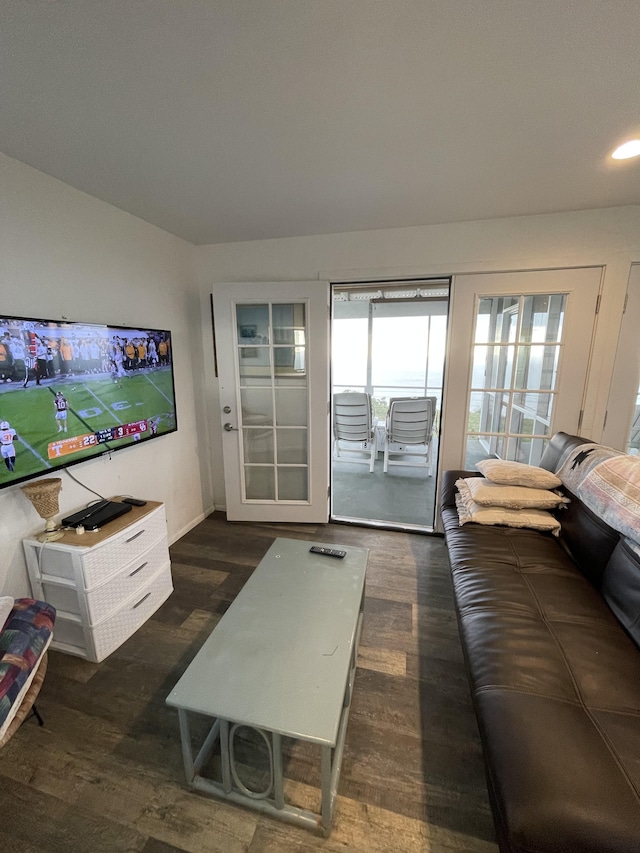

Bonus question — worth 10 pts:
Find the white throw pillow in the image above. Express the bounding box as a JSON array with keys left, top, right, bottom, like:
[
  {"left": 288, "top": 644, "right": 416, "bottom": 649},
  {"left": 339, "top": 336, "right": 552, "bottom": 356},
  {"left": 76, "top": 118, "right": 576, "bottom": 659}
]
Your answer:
[
  {"left": 457, "top": 477, "right": 568, "bottom": 510},
  {"left": 476, "top": 459, "right": 562, "bottom": 489},
  {"left": 455, "top": 493, "right": 561, "bottom": 535},
  {"left": 0, "top": 595, "right": 14, "bottom": 630}
]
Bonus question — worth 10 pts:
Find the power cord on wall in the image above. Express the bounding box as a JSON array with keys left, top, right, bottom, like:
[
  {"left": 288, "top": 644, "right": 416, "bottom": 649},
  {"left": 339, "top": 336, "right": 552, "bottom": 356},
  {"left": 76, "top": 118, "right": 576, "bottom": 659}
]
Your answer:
[{"left": 64, "top": 468, "right": 107, "bottom": 505}]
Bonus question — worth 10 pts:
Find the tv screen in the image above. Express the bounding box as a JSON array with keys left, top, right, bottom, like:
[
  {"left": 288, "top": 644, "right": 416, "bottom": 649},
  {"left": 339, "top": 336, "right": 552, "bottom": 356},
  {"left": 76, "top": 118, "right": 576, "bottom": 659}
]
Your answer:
[{"left": 0, "top": 315, "right": 177, "bottom": 490}]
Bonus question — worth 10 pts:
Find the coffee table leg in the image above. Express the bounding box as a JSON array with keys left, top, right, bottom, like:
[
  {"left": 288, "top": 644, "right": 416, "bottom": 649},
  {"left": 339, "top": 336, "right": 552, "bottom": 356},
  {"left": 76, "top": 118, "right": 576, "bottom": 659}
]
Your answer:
[
  {"left": 321, "top": 745, "right": 333, "bottom": 835},
  {"left": 272, "top": 731, "right": 284, "bottom": 809},
  {"left": 178, "top": 709, "right": 194, "bottom": 782},
  {"left": 220, "top": 718, "right": 232, "bottom": 793}
]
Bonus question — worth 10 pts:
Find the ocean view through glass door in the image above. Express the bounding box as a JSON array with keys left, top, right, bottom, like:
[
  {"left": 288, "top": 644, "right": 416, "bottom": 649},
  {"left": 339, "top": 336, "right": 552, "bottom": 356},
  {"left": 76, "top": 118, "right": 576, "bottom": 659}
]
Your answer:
[{"left": 330, "top": 281, "right": 450, "bottom": 531}]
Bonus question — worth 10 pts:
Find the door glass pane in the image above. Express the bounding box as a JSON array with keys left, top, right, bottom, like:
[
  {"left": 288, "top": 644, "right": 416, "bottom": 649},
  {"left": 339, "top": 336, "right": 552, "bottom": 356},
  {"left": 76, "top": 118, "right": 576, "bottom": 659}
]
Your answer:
[
  {"left": 276, "top": 428, "right": 307, "bottom": 464},
  {"left": 244, "top": 466, "right": 275, "bottom": 500},
  {"left": 236, "top": 305, "right": 270, "bottom": 344},
  {"left": 243, "top": 429, "right": 274, "bottom": 464},
  {"left": 274, "top": 346, "right": 306, "bottom": 377},
  {"left": 277, "top": 467, "right": 308, "bottom": 501},
  {"left": 512, "top": 392, "right": 553, "bottom": 425},
  {"left": 275, "top": 388, "right": 307, "bottom": 426},
  {"left": 514, "top": 345, "right": 560, "bottom": 391},
  {"left": 470, "top": 390, "right": 509, "bottom": 434},
  {"left": 466, "top": 433, "right": 507, "bottom": 466},
  {"left": 274, "top": 374, "right": 306, "bottom": 389},
  {"left": 520, "top": 294, "right": 565, "bottom": 343},
  {"left": 472, "top": 344, "right": 514, "bottom": 389},
  {"left": 506, "top": 435, "right": 548, "bottom": 466},
  {"left": 466, "top": 293, "right": 566, "bottom": 466},
  {"left": 240, "top": 388, "right": 273, "bottom": 426},
  {"left": 238, "top": 347, "right": 271, "bottom": 385},
  {"left": 235, "top": 300, "right": 309, "bottom": 503},
  {"left": 273, "top": 329, "right": 295, "bottom": 345},
  {"left": 272, "top": 302, "right": 305, "bottom": 329},
  {"left": 476, "top": 297, "right": 519, "bottom": 343}
]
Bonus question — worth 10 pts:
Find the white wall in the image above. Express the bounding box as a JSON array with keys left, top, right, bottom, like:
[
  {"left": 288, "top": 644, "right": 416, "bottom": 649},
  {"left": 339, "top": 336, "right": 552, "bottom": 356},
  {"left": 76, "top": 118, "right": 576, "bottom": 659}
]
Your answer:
[
  {"left": 0, "top": 153, "right": 213, "bottom": 597},
  {"left": 195, "top": 205, "right": 640, "bottom": 509},
  {"left": 5, "top": 150, "right": 636, "bottom": 583}
]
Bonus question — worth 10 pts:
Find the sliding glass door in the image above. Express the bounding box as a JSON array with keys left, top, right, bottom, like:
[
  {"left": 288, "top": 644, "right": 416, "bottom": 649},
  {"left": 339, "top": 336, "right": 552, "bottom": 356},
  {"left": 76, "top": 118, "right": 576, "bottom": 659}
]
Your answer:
[{"left": 331, "top": 280, "right": 450, "bottom": 530}]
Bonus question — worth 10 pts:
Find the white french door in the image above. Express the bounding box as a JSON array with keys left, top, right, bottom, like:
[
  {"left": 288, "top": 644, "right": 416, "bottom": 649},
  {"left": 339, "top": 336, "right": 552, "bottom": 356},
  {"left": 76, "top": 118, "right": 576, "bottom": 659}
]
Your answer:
[
  {"left": 212, "top": 281, "right": 330, "bottom": 522},
  {"left": 440, "top": 268, "right": 602, "bottom": 473},
  {"left": 602, "top": 264, "right": 640, "bottom": 452}
]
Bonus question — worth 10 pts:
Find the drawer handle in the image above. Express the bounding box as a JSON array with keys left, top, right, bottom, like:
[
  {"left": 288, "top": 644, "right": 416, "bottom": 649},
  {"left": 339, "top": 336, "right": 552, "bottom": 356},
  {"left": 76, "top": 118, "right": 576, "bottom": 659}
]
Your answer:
[
  {"left": 133, "top": 592, "right": 151, "bottom": 609},
  {"left": 126, "top": 529, "right": 146, "bottom": 543},
  {"left": 129, "top": 561, "right": 148, "bottom": 577}
]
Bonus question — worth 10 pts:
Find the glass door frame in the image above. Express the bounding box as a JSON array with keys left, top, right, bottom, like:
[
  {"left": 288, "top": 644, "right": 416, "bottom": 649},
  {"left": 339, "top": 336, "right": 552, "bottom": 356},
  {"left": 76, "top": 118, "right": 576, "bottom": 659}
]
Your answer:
[
  {"left": 330, "top": 279, "right": 450, "bottom": 531},
  {"left": 440, "top": 267, "right": 602, "bottom": 476},
  {"left": 470, "top": 291, "right": 567, "bottom": 466},
  {"left": 212, "top": 281, "right": 330, "bottom": 523},
  {"left": 601, "top": 263, "right": 640, "bottom": 453}
]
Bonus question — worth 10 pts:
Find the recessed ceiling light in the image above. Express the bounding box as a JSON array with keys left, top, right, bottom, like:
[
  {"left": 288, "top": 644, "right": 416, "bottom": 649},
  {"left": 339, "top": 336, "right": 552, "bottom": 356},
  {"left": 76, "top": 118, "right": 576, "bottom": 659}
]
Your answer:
[{"left": 611, "top": 140, "right": 640, "bottom": 160}]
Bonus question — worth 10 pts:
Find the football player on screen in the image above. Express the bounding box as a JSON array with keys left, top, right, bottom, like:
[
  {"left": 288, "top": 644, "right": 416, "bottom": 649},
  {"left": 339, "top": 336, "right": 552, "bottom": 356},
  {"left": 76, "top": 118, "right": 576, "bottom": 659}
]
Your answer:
[
  {"left": 0, "top": 420, "right": 18, "bottom": 472},
  {"left": 54, "top": 390, "right": 69, "bottom": 433}
]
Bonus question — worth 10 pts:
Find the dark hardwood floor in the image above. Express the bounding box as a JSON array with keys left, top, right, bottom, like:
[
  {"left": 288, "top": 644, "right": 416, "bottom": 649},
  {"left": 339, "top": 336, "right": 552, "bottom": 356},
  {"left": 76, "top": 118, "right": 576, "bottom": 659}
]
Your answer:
[{"left": 0, "top": 513, "right": 497, "bottom": 852}]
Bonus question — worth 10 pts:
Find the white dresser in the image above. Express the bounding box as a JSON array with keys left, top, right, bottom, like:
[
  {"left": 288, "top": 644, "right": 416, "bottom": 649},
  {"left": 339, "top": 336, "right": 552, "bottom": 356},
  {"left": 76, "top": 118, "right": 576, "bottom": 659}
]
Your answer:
[{"left": 23, "top": 500, "right": 173, "bottom": 662}]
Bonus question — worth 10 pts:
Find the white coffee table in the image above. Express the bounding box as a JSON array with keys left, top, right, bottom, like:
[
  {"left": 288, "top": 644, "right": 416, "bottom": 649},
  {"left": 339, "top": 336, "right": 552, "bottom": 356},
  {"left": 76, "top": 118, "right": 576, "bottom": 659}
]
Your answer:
[{"left": 166, "top": 537, "right": 368, "bottom": 835}]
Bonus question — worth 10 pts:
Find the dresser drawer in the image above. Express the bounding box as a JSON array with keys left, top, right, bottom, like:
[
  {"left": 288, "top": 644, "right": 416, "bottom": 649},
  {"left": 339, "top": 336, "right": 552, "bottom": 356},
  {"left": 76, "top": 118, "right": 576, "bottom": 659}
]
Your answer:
[
  {"left": 33, "top": 504, "right": 167, "bottom": 586},
  {"left": 84, "top": 539, "right": 170, "bottom": 624},
  {"left": 52, "top": 562, "right": 173, "bottom": 662},
  {"left": 41, "top": 539, "right": 170, "bottom": 625},
  {"left": 80, "top": 507, "right": 167, "bottom": 588}
]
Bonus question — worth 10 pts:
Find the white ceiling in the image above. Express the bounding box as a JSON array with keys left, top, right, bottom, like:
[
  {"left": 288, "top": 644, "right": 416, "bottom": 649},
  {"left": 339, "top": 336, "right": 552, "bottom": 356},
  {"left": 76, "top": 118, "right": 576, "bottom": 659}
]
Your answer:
[{"left": 2, "top": 1, "right": 640, "bottom": 246}]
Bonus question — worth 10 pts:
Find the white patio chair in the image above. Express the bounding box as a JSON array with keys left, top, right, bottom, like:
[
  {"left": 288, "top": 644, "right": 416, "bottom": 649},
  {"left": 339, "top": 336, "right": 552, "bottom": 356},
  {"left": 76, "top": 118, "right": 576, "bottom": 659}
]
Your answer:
[
  {"left": 383, "top": 396, "right": 436, "bottom": 474},
  {"left": 333, "top": 392, "right": 378, "bottom": 472}
]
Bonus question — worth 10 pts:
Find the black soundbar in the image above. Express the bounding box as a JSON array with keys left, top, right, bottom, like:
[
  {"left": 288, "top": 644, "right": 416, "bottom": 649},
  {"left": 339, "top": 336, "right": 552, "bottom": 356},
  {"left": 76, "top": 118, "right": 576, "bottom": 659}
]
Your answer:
[{"left": 62, "top": 500, "right": 132, "bottom": 531}]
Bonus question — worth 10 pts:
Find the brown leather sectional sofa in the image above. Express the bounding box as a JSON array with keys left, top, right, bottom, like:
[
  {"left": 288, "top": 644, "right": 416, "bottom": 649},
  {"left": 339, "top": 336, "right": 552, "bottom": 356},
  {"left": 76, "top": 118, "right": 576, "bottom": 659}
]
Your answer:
[{"left": 441, "top": 432, "right": 640, "bottom": 852}]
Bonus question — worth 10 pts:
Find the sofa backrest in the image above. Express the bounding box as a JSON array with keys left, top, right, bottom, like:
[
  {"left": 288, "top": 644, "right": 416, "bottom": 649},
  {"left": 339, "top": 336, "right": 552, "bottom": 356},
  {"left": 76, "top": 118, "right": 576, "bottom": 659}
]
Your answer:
[
  {"left": 603, "top": 539, "right": 640, "bottom": 647},
  {"left": 540, "top": 432, "right": 640, "bottom": 649},
  {"left": 538, "top": 431, "right": 586, "bottom": 473},
  {"left": 539, "top": 432, "right": 620, "bottom": 588}
]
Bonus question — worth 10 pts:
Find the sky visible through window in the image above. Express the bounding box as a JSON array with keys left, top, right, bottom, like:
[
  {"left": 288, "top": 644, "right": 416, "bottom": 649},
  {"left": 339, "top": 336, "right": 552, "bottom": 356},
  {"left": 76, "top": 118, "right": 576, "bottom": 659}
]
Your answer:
[{"left": 332, "top": 316, "right": 447, "bottom": 392}]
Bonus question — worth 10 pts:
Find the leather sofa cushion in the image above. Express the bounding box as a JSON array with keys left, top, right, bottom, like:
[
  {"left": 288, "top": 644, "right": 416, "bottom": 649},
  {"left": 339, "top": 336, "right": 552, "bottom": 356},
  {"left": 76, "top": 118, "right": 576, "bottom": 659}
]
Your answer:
[
  {"left": 477, "top": 690, "right": 640, "bottom": 853},
  {"left": 441, "top": 461, "right": 640, "bottom": 853}
]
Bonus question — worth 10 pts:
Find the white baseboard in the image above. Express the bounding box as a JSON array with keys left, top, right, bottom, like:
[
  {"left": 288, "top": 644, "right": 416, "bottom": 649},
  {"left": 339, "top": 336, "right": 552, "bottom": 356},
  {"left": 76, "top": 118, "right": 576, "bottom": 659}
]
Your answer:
[{"left": 169, "top": 505, "right": 216, "bottom": 545}]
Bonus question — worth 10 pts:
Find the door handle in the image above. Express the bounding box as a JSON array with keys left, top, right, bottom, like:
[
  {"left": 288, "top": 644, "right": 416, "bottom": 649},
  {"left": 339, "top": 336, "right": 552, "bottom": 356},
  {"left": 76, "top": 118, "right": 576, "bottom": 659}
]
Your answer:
[{"left": 224, "top": 422, "right": 237, "bottom": 431}]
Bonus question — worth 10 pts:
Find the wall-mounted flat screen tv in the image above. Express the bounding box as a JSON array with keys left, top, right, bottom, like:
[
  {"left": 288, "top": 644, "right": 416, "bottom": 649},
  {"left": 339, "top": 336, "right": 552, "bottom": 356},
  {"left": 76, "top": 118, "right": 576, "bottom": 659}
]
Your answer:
[{"left": 0, "top": 314, "right": 177, "bottom": 490}]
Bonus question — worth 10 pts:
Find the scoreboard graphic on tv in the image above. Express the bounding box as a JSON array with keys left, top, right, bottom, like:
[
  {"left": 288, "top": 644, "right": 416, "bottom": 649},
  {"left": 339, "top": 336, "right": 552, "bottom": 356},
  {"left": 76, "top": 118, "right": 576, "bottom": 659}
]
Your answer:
[{"left": 48, "top": 419, "right": 154, "bottom": 459}]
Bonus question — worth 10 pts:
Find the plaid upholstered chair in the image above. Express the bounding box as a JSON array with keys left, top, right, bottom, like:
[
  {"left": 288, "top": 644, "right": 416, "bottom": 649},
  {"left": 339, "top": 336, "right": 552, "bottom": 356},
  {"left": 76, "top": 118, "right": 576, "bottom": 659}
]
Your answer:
[{"left": 0, "top": 598, "right": 56, "bottom": 747}]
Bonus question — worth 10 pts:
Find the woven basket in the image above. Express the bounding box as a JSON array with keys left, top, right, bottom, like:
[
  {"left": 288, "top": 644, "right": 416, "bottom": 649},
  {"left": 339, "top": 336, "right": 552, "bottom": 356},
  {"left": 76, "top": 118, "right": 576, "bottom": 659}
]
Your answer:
[{"left": 21, "top": 478, "right": 62, "bottom": 520}]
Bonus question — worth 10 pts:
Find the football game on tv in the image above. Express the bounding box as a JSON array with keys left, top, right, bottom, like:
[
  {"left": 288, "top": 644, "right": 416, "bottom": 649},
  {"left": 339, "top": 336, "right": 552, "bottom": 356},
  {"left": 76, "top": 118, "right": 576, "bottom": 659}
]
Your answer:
[{"left": 0, "top": 315, "right": 177, "bottom": 489}]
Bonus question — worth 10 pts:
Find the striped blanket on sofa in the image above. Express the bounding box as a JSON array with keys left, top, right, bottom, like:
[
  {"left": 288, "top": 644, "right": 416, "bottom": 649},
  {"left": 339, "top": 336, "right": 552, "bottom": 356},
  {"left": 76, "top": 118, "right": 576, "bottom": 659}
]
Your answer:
[{"left": 557, "top": 443, "right": 640, "bottom": 552}]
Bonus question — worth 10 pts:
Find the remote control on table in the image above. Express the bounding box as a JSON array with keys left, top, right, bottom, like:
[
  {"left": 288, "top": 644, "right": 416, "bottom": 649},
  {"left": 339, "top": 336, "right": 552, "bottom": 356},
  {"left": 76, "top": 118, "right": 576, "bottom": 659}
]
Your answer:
[{"left": 309, "top": 546, "right": 347, "bottom": 559}]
